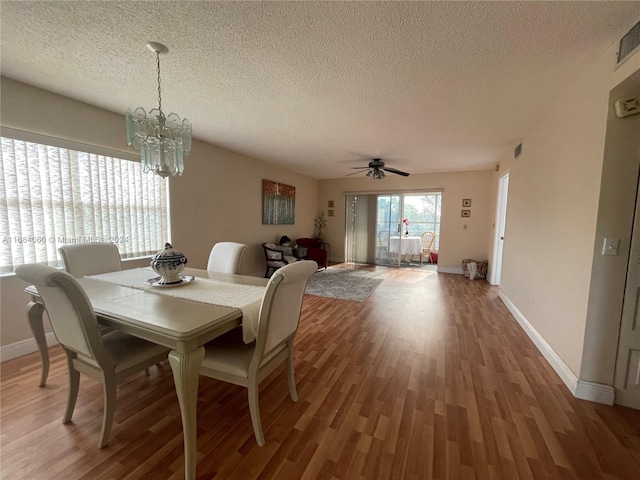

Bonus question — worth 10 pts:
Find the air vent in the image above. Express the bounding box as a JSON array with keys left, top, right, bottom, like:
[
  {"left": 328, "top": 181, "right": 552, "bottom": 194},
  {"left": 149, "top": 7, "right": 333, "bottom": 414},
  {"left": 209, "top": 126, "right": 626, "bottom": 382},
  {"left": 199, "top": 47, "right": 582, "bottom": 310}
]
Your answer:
[
  {"left": 617, "top": 20, "right": 640, "bottom": 65},
  {"left": 514, "top": 143, "right": 523, "bottom": 159},
  {"left": 615, "top": 97, "right": 640, "bottom": 118}
]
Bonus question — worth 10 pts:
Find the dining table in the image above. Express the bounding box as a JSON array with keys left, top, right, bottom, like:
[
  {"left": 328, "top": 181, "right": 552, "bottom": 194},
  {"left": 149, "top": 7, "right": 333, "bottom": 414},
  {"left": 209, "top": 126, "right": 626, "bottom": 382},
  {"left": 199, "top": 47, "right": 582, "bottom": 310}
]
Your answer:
[
  {"left": 24, "top": 266, "right": 268, "bottom": 480},
  {"left": 388, "top": 236, "right": 423, "bottom": 261}
]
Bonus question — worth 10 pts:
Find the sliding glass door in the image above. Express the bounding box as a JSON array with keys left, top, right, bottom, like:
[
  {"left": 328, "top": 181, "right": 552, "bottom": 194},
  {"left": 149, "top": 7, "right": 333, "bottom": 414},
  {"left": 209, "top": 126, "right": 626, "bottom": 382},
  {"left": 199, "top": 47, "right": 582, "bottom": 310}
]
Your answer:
[
  {"left": 376, "top": 194, "right": 402, "bottom": 265},
  {"left": 375, "top": 192, "right": 441, "bottom": 266},
  {"left": 345, "top": 191, "right": 441, "bottom": 266}
]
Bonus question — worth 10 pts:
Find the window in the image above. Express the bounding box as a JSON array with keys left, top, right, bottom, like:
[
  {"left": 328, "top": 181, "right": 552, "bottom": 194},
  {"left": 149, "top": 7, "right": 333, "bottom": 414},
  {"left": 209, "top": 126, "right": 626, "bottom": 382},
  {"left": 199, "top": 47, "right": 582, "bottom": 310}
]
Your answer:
[
  {"left": 0, "top": 136, "right": 169, "bottom": 273},
  {"left": 402, "top": 193, "right": 442, "bottom": 251}
]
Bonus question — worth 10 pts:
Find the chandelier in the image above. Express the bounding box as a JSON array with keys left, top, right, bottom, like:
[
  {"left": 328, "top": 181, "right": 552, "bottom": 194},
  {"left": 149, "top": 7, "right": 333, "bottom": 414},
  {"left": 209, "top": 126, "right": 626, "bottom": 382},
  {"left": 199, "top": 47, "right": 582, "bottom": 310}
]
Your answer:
[{"left": 125, "top": 42, "right": 192, "bottom": 177}]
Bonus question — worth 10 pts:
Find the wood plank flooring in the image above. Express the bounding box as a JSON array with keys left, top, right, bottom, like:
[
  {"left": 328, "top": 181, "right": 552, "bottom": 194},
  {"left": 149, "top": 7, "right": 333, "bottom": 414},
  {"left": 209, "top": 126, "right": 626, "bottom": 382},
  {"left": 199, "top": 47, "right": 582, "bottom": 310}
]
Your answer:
[{"left": 2, "top": 265, "right": 639, "bottom": 479}]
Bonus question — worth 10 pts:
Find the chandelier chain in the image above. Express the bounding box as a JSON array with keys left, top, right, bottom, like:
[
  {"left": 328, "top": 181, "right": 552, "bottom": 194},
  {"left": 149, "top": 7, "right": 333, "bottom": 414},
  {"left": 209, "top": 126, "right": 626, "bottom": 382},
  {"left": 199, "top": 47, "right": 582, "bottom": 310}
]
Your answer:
[{"left": 156, "top": 53, "right": 163, "bottom": 113}]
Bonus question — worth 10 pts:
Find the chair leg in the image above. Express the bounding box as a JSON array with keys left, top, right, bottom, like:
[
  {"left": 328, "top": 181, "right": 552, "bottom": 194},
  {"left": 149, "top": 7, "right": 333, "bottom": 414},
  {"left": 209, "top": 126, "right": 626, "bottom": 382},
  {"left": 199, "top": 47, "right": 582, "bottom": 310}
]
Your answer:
[
  {"left": 286, "top": 342, "right": 298, "bottom": 402},
  {"left": 247, "top": 381, "right": 265, "bottom": 446},
  {"left": 63, "top": 359, "right": 80, "bottom": 424},
  {"left": 98, "top": 375, "right": 117, "bottom": 448}
]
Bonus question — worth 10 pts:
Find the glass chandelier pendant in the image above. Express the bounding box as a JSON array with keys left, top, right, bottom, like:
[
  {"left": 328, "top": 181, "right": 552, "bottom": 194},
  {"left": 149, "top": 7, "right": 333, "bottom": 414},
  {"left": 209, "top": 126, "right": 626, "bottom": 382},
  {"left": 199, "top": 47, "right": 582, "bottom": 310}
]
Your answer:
[{"left": 126, "top": 42, "right": 192, "bottom": 177}]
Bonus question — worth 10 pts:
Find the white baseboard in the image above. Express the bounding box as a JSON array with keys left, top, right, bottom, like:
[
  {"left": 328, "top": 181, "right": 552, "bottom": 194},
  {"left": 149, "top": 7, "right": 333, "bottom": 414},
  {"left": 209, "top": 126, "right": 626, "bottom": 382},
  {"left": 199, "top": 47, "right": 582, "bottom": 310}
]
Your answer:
[
  {"left": 575, "top": 380, "right": 615, "bottom": 405},
  {"left": 437, "top": 267, "right": 464, "bottom": 274},
  {"left": 498, "top": 290, "right": 614, "bottom": 405},
  {"left": 0, "top": 332, "right": 58, "bottom": 362}
]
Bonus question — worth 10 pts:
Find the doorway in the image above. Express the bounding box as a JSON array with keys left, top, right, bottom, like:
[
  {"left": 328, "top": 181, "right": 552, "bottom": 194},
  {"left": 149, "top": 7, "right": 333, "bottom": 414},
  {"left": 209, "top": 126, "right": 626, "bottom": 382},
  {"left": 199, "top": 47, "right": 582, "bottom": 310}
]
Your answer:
[{"left": 489, "top": 174, "right": 509, "bottom": 285}]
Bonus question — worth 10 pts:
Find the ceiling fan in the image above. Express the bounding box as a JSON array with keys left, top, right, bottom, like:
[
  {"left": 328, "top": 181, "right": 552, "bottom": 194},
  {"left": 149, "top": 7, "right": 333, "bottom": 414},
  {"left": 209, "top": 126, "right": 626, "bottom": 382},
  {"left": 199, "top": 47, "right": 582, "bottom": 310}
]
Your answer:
[{"left": 346, "top": 158, "right": 410, "bottom": 180}]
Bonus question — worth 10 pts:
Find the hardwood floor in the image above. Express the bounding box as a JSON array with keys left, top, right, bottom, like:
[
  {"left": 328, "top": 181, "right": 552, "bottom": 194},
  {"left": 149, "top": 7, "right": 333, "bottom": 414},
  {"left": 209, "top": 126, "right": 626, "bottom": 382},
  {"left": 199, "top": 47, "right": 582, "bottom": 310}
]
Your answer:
[{"left": 2, "top": 266, "right": 639, "bottom": 479}]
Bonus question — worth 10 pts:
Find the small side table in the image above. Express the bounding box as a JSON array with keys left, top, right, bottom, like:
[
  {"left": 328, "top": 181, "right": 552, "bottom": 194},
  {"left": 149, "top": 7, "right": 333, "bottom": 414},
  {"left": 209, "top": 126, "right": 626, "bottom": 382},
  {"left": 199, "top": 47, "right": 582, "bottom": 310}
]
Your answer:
[
  {"left": 322, "top": 243, "right": 330, "bottom": 263},
  {"left": 293, "top": 247, "right": 308, "bottom": 259}
]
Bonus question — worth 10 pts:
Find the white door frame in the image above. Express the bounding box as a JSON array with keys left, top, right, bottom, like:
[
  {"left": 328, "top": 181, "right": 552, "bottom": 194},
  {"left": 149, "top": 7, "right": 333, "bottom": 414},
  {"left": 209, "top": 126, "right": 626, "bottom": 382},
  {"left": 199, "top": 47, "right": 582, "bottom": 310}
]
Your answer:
[{"left": 489, "top": 173, "right": 509, "bottom": 285}]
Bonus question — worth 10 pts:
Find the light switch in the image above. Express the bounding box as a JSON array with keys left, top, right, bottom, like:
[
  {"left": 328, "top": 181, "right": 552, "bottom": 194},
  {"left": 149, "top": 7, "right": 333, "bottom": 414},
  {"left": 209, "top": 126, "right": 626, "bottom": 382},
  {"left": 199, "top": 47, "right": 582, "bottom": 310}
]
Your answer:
[{"left": 602, "top": 238, "right": 620, "bottom": 256}]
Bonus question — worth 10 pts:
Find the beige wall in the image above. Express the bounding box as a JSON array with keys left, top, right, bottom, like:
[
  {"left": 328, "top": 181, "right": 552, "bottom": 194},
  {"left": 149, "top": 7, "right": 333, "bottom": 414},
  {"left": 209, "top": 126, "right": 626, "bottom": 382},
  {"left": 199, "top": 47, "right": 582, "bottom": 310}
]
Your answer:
[
  {"left": 495, "top": 43, "right": 640, "bottom": 378},
  {"left": 0, "top": 77, "right": 318, "bottom": 347},
  {"left": 318, "top": 170, "right": 494, "bottom": 271}
]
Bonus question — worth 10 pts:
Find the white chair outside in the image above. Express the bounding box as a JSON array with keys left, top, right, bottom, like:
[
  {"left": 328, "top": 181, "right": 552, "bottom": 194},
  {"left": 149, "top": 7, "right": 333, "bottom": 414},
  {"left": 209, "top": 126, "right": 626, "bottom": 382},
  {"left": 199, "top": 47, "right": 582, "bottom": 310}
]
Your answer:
[
  {"left": 58, "top": 243, "right": 123, "bottom": 277},
  {"left": 15, "top": 264, "right": 170, "bottom": 448},
  {"left": 418, "top": 231, "right": 436, "bottom": 264},
  {"left": 207, "top": 242, "right": 248, "bottom": 274},
  {"left": 199, "top": 260, "right": 317, "bottom": 446}
]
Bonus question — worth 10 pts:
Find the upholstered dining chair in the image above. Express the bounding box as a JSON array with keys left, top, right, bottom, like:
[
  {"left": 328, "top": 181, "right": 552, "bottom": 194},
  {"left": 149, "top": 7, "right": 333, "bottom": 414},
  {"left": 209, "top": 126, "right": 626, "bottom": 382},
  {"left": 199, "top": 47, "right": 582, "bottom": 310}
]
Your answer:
[
  {"left": 15, "top": 264, "right": 170, "bottom": 448},
  {"left": 419, "top": 231, "right": 436, "bottom": 264},
  {"left": 58, "top": 243, "right": 123, "bottom": 277},
  {"left": 42, "top": 243, "right": 128, "bottom": 385},
  {"left": 199, "top": 260, "right": 318, "bottom": 446},
  {"left": 207, "top": 242, "right": 248, "bottom": 274}
]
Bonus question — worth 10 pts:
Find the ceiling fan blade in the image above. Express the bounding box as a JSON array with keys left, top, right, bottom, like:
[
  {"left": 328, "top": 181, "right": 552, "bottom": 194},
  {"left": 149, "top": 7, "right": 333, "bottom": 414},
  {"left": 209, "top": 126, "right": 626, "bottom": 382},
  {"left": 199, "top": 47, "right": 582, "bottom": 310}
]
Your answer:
[
  {"left": 350, "top": 166, "right": 371, "bottom": 170},
  {"left": 345, "top": 170, "right": 368, "bottom": 176},
  {"left": 383, "top": 167, "right": 410, "bottom": 177}
]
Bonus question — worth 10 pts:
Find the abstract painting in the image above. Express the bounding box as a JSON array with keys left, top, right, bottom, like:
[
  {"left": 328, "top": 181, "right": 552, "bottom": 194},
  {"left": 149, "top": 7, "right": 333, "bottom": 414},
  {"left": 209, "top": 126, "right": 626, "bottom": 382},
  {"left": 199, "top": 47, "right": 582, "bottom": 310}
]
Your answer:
[{"left": 262, "top": 179, "right": 295, "bottom": 224}]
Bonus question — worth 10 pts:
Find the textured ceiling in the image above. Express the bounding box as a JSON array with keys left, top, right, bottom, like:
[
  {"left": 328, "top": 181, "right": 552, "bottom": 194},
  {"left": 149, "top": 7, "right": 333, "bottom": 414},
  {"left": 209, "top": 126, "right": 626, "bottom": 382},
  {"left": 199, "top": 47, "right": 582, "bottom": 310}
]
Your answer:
[{"left": 1, "top": 1, "right": 639, "bottom": 179}]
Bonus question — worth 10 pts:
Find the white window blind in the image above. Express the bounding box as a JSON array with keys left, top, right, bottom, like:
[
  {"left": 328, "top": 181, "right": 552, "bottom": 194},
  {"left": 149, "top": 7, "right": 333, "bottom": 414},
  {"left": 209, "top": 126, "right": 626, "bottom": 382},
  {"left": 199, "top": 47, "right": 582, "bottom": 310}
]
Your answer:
[
  {"left": 345, "top": 194, "right": 369, "bottom": 264},
  {"left": 0, "top": 136, "right": 169, "bottom": 273}
]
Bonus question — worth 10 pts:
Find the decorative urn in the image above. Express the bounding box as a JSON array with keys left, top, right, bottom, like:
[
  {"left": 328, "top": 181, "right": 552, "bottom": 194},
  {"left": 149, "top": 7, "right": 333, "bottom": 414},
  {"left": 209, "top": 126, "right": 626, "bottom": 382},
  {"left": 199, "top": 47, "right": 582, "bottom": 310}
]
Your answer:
[{"left": 150, "top": 243, "right": 187, "bottom": 284}]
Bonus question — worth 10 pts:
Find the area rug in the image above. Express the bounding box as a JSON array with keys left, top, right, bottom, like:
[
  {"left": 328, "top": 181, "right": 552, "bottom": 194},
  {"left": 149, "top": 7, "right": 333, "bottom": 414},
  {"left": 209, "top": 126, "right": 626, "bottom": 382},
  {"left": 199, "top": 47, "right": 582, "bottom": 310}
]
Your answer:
[{"left": 305, "top": 268, "right": 384, "bottom": 302}]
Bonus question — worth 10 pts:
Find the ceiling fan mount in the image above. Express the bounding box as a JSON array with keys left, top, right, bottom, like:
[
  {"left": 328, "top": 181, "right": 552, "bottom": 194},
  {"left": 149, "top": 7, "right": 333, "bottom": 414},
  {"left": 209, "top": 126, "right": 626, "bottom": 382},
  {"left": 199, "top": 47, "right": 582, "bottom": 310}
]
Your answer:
[{"left": 346, "top": 158, "right": 410, "bottom": 179}]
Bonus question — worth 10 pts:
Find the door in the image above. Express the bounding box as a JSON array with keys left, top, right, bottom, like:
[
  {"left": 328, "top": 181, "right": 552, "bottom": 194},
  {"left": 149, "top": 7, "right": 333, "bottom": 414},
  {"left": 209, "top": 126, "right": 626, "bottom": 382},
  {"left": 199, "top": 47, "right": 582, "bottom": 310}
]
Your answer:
[
  {"left": 376, "top": 194, "right": 402, "bottom": 265},
  {"left": 614, "top": 186, "right": 640, "bottom": 409},
  {"left": 489, "top": 174, "right": 509, "bottom": 285}
]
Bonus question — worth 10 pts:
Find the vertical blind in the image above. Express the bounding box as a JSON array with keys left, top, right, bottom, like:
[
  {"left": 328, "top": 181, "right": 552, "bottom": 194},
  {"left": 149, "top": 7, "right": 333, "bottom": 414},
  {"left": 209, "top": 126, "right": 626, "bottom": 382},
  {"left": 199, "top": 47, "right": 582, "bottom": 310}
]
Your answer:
[
  {"left": 345, "top": 194, "right": 369, "bottom": 263},
  {"left": 0, "top": 137, "right": 169, "bottom": 272}
]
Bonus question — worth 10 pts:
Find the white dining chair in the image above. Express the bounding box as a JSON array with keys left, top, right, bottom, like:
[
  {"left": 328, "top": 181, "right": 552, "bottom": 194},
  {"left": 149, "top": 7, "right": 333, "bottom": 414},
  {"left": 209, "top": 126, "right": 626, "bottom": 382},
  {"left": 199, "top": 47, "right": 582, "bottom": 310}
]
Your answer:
[
  {"left": 206, "top": 242, "right": 247, "bottom": 274},
  {"left": 26, "top": 243, "right": 129, "bottom": 388},
  {"left": 15, "top": 264, "right": 170, "bottom": 448},
  {"left": 58, "top": 243, "right": 123, "bottom": 277},
  {"left": 199, "top": 260, "right": 317, "bottom": 446}
]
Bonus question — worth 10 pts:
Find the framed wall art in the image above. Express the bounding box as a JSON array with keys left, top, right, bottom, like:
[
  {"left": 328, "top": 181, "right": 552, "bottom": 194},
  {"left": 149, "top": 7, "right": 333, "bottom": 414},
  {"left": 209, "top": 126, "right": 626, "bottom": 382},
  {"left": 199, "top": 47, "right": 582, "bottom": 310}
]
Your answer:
[{"left": 262, "top": 179, "right": 296, "bottom": 224}]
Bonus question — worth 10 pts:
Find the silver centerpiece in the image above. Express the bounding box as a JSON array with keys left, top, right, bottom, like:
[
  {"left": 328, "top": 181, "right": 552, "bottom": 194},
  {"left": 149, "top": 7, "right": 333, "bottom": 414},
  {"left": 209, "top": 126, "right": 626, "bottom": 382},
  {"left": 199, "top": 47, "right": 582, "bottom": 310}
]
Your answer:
[{"left": 150, "top": 243, "right": 187, "bottom": 284}]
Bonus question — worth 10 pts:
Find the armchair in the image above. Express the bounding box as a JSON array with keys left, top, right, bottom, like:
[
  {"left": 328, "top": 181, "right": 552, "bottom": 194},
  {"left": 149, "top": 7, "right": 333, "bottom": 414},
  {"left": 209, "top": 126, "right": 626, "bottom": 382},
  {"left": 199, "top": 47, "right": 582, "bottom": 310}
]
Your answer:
[
  {"left": 296, "top": 238, "right": 328, "bottom": 269},
  {"left": 262, "top": 243, "right": 298, "bottom": 278}
]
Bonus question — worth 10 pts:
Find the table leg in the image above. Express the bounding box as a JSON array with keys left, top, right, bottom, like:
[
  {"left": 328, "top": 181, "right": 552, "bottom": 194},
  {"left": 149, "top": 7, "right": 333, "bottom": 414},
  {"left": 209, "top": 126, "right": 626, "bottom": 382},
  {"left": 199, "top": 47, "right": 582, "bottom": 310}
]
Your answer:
[
  {"left": 168, "top": 346, "right": 205, "bottom": 480},
  {"left": 26, "top": 301, "right": 48, "bottom": 387}
]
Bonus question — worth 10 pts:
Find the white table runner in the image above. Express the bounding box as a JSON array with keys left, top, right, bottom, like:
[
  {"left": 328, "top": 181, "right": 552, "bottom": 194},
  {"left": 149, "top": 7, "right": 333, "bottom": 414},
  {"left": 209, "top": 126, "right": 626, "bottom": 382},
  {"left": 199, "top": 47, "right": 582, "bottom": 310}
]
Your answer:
[{"left": 87, "top": 267, "right": 265, "bottom": 343}]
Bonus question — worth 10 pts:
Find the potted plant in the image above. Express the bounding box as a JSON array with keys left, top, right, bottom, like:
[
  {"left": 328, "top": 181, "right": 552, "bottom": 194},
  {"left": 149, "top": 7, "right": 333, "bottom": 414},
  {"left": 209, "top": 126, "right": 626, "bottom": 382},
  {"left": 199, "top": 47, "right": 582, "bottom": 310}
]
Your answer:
[{"left": 314, "top": 211, "right": 327, "bottom": 240}]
